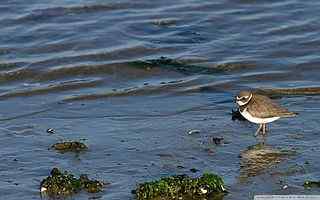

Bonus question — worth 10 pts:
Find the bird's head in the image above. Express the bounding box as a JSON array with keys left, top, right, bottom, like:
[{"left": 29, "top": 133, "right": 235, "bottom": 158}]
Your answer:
[{"left": 235, "top": 91, "right": 253, "bottom": 106}]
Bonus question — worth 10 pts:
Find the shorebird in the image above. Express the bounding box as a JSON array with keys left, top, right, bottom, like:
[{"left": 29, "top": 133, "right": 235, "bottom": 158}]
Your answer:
[{"left": 235, "top": 91, "right": 297, "bottom": 136}]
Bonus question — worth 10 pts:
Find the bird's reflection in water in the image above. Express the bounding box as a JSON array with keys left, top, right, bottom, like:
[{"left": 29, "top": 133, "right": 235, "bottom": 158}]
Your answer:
[{"left": 239, "top": 143, "right": 295, "bottom": 181}]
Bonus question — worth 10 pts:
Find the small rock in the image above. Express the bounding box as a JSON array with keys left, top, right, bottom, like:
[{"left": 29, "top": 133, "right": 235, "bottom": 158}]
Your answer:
[{"left": 40, "top": 168, "right": 106, "bottom": 198}]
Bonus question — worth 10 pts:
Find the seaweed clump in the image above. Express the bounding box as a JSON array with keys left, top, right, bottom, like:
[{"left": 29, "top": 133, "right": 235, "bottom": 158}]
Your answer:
[
  {"left": 134, "top": 173, "right": 226, "bottom": 200},
  {"left": 40, "top": 168, "right": 105, "bottom": 198},
  {"left": 51, "top": 141, "right": 88, "bottom": 153}
]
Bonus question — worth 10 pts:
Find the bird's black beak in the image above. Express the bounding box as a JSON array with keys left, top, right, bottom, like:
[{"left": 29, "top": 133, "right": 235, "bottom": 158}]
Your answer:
[{"left": 234, "top": 96, "right": 237, "bottom": 103}]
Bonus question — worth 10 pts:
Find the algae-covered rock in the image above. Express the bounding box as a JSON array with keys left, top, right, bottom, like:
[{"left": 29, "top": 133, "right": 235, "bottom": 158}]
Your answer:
[
  {"left": 135, "top": 173, "right": 226, "bottom": 200},
  {"left": 79, "top": 174, "right": 105, "bottom": 193},
  {"left": 40, "top": 168, "right": 105, "bottom": 198},
  {"left": 51, "top": 141, "right": 88, "bottom": 153}
]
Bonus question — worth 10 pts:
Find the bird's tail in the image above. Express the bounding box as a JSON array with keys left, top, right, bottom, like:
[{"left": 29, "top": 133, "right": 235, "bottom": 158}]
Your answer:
[{"left": 280, "top": 112, "right": 298, "bottom": 118}]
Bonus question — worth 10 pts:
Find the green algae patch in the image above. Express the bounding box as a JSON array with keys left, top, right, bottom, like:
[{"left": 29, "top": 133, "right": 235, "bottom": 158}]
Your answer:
[
  {"left": 304, "top": 180, "right": 320, "bottom": 189},
  {"left": 40, "top": 168, "right": 106, "bottom": 198},
  {"left": 134, "top": 173, "right": 226, "bottom": 200},
  {"left": 51, "top": 141, "right": 88, "bottom": 153}
]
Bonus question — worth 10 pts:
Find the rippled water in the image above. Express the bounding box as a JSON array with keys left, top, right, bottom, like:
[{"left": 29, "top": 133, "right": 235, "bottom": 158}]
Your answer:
[{"left": 1, "top": 0, "right": 320, "bottom": 199}]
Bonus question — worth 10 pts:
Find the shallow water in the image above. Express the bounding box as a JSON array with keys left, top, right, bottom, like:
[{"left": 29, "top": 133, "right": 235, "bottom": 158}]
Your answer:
[{"left": 1, "top": 0, "right": 320, "bottom": 199}]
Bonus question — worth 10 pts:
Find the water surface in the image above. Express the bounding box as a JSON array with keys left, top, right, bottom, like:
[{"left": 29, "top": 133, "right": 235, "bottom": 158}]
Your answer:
[{"left": 1, "top": 0, "right": 320, "bottom": 199}]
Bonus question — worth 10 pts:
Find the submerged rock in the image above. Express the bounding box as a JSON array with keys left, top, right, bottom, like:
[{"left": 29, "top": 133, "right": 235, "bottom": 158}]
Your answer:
[
  {"left": 130, "top": 56, "right": 221, "bottom": 75},
  {"left": 134, "top": 173, "right": 226, "bottom": 200},
  {"left": 51, "top": 141, "right": 88, "bottom": 153},
  {"left": 40, "top": 168, "right": 105, "bottom": 198}
]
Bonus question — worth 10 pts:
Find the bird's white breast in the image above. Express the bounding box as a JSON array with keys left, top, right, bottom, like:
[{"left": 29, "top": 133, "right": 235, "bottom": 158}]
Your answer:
[{"left": 240, "top": 108, "right": 280, "bottom": 124}]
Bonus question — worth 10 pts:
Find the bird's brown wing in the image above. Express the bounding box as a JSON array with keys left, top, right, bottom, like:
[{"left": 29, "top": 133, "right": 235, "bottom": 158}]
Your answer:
[{"left": 247, "top": 94, "right": 296, "bottom": 118}]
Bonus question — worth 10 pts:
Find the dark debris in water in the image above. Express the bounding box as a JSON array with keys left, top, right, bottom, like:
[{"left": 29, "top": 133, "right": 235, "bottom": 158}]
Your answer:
[
  {"left": 51, "top": 141, "right": 88, "bottom": 153},
  {"left": 209, "top": 136, "right": 224, "bottom": 145},
  {"left": 304, "top": 180, "right": 320, "bottom": 189},
  {"left": 46, "top": 128, "right": 55, "bottom": 134},
  {"left": 134, "top": 173, "right": 226, "bottom": 200},
  {"left": 40, "top": 168, "right": 106, "bottom": 198},
  {"left": 190, "top": 168, "right": 200, "bottom": 173}
]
